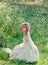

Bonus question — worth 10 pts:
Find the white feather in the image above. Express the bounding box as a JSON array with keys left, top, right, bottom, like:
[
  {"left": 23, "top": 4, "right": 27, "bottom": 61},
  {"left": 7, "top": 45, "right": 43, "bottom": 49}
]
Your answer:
[
  {"left": 4, "top": 22, "right": 39, "bottom": 63},
  {"left": 4, "top": 48, "right": 11, "bottom": 54}
]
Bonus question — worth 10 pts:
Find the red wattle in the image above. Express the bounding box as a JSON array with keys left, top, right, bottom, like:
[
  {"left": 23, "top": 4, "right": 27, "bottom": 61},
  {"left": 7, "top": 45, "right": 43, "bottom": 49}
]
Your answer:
[{"left": 22, "top": 27, "right": 27, "bottom": 32}]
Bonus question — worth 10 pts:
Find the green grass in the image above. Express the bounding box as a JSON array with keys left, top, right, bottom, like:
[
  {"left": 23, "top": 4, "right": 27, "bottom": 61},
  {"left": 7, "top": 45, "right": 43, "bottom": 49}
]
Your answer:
[{"left": 0, "top": 2, "right": 48, "bottom": 65}]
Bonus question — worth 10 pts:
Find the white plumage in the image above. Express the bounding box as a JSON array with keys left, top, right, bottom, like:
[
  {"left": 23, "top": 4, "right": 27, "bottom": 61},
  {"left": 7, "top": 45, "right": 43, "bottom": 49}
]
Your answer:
[{"left": 4, "top": 22, "right": 39, "bottom": 63}]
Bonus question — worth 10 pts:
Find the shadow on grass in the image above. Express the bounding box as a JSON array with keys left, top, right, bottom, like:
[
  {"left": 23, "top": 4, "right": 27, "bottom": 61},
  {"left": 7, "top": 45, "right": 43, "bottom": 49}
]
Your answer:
[{"left": 10, "top": 59, "right": 37, "bottom": 65}]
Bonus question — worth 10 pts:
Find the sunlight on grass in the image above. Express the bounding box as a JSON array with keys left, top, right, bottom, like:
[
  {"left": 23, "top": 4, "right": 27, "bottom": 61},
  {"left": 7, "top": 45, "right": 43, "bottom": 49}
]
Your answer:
[{"left": 0, "top": 2, "right": 6, "bottom": 8}]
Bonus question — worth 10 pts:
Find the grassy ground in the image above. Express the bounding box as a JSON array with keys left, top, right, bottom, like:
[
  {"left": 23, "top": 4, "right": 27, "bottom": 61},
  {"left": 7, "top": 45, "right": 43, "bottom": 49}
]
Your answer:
[{"left": 0, "top": 2, "right": 48, "bottom": 65}]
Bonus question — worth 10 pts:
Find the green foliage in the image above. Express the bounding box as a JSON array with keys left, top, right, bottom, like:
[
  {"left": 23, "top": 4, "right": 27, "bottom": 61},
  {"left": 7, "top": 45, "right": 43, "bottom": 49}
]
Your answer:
[
  {"left": 0, "top": 1, "right": 48, "bottom": 65},
  {"left": 0, "top": 48, "right": 9, "bottom": 60},
  {"left": 0, "top": 2, "right": 48, "bottom": 48}
]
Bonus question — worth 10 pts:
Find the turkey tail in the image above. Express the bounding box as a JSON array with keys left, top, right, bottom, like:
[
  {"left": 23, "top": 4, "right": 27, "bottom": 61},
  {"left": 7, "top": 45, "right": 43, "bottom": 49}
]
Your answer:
[{"left": 4, "top": 48, "right": 11, "bottom": 54}]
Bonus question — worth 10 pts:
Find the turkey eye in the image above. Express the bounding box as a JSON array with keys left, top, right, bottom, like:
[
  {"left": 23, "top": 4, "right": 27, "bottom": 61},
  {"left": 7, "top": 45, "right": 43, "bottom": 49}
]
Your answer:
[
  {"left": 24, "top": 24, "right": 27, "bottom": 26},
  {"left": 25, "top": 24, "right": 26, "bottom": 25}
]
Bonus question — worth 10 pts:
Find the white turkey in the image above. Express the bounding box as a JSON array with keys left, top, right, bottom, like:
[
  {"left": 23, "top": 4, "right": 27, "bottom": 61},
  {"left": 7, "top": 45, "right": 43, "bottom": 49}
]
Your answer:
[{"left": 4, "top": 22, "right": 39, "bottom": 63}]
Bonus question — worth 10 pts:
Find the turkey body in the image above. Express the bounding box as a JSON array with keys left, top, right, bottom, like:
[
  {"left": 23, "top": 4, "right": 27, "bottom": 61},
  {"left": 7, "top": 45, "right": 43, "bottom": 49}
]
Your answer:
[
  {"left": 4, "top": 22, "right": 39, "bottom": 63},
  {"left": 8, "top": 33, "right": 39, "bottom": 63}
]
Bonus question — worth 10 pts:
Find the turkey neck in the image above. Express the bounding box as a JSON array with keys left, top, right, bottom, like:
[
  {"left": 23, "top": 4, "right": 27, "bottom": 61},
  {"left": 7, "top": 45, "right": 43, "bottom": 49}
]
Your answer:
[
  {"left": 23, "top": 32, "right": 33, "bottom": 46},
  {"left": 23, "top": 32, "right": 30, "bottom": 41}
]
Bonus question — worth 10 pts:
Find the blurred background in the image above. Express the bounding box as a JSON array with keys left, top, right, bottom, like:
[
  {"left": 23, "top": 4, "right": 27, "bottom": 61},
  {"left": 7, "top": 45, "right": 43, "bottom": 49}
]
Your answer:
[{"left": 0, "top": 0, "right": 48, "bottom": 65}]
